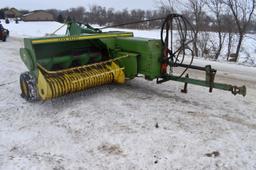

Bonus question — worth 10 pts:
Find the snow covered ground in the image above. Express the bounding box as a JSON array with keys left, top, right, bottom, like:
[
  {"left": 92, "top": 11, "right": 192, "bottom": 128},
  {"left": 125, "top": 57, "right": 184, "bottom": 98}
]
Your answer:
[
  {"left": 0, "top": 21, "right": 256, "bottom": 170},
  {"left": 1, "top": 20, "right": 67, "bottom": 37}
]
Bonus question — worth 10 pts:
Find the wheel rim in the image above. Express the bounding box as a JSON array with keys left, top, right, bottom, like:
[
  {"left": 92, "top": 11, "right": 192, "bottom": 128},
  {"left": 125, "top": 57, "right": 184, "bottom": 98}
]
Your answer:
[{"left": 20, "top": 79, "right": 29, "bottom": 98}]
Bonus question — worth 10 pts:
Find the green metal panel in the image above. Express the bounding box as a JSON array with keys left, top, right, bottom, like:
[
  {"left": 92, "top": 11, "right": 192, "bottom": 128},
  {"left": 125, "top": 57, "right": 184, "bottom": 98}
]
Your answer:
[
  {"left": 27, "top": 40, "right": 104, "bottom": 71},
  {"left": 115, "top": 51, "right": 138, "bottom": 79},
  {"left": 66, "top": 23, "right": 82, "bottom": 35},
  {"left": 21, "top": 32, "right": 134, "bottom": 71},
  {"left": 33, "top": 40, "right": 91, "bottom": 59},
  {"left": 22, "top": 36, "right": 113, "bottom": 72},
  {"left": 21, "top": 38, "right": 38, "bottom": 75},
  {"left": 30, "top": 32, "right": 133, "bottom": 44},
  {"left": 67, "top": 22, "right": 102, "bottom": 35},
  {"left": 115, "top": 37, "right": 163, "bottom": 80},
  {"left": 101, "top": 38, "right": 116, "bottom": 49},
  {"left": 20, "top": 48, "right": 35, "bottom": 71}
]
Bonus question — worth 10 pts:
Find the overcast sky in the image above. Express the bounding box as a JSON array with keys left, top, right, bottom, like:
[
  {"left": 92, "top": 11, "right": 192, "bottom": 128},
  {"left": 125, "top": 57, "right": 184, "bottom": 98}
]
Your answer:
[{"left": 1, "top": 0, "right": 159, "bottom": 10}]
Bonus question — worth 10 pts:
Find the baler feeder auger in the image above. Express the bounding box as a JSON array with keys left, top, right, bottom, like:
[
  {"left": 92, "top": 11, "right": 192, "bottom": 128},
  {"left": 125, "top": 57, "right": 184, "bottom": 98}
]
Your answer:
[{"left": 19, "top": 14, "right": 246, "bottom": 101}]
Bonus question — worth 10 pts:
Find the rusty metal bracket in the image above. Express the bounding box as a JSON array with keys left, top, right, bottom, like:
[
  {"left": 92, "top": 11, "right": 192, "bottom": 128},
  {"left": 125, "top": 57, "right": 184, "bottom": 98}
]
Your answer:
[
  {"left": 181, "top": 74, "right": 189, "bottom": 93},
  {"left": 205, "top": 65, "right": 217, "bottom": 93}
]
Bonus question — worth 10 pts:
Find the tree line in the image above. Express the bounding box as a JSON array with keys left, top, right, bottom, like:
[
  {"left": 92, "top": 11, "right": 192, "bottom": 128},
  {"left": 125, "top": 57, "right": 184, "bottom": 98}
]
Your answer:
[
  {"left": 0, "top": 0, "right": 255, "bottom": 62},
  {"left": 159, "top": 0, "right": 255, "bottom": 62},
  {"left": 51, "top": 1, "right": 255, "bottom": 62}
]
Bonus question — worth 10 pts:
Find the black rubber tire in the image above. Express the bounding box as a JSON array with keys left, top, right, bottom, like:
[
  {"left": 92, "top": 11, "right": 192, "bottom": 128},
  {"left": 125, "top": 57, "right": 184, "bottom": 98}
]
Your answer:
[
  {"left": 2, "top": 35, "right": 6, "bottom": 42},
  {"left": 20, "top": 72, "right": 39, "bottom": 102}
]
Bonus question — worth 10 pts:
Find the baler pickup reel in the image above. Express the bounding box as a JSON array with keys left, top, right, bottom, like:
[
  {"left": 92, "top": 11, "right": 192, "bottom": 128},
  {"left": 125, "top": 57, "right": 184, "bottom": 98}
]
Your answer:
[
  {"left": 37, "top": 58, "right": 125, "bottom": 100},
  {"left": 19, "top": 14, "right": 246, "bottom": 102}
]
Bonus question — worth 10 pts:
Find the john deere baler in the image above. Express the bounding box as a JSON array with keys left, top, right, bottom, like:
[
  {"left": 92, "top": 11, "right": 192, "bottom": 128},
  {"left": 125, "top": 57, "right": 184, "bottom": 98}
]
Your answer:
[{"left": 19, "top": 14, "right": 246, "bottom": 101}]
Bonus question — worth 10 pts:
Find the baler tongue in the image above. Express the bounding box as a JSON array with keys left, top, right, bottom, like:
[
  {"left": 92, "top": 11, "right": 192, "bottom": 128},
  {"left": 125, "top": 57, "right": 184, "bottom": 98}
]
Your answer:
[{"left": 37, "top": 59, "right": 125, "bottom": 100}]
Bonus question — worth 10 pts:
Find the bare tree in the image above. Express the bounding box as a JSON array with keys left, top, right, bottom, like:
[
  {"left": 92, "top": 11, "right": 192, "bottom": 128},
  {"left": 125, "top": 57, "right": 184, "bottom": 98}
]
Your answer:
[
  {"left": 68, "top": 7, "right": 85, "bottom": 22},
  {"left": 186, "top": 0, "right": 206, "bottom": 57},
  {"left": 207, "top": 0, "right": 226, "bottom": 60},
  {"left": 223, "top": 0, "right": 255, "bottom": 61},
  {"left": 159, "top": 0, "right": 176, "bottom": 13},
  {"left": 198, "top": 32, "right": 210, "bottom": 58},
  {"left": 221, "top": 13, "right": 236, "bottom": 60},
  {"left": 158, "top": 0, "right": 206, "bottom": 57},
  {"left": 46, "top": 9, "right": 59, "bottom": 20}
]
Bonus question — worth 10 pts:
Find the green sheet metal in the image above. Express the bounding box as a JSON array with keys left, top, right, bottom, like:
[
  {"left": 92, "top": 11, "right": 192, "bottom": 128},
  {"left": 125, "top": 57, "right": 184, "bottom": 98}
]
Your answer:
[
  {"left": 115, "top": 37, "right": 163, "bottom": 80},
  {"left": 114, "top": 51, "right": 138, "bottom": 79},
  {"left": 20, "top": 32, "right": 134, "bottom": 73}
]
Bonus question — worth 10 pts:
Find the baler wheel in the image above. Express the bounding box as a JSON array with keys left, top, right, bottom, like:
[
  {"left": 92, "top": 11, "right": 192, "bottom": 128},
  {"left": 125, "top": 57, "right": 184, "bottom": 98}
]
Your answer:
[
  {"left": 20, "top": 72, "right": 38, "bottom": 102},
  {"left": 2, "top": 36, "right": 6, "bottom": 42}
]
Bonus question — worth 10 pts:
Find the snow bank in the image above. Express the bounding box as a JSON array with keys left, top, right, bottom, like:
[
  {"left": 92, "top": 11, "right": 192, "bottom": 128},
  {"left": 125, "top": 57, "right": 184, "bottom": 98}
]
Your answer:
[{"left": 1, "top": 19, "right": 67, "bottom": 38}]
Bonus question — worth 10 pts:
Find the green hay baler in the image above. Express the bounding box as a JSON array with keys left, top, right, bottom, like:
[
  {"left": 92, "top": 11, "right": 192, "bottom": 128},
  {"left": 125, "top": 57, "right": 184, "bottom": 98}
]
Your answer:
[{"left": 19, "top": 14, "right": 246, "bottom": 101}]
